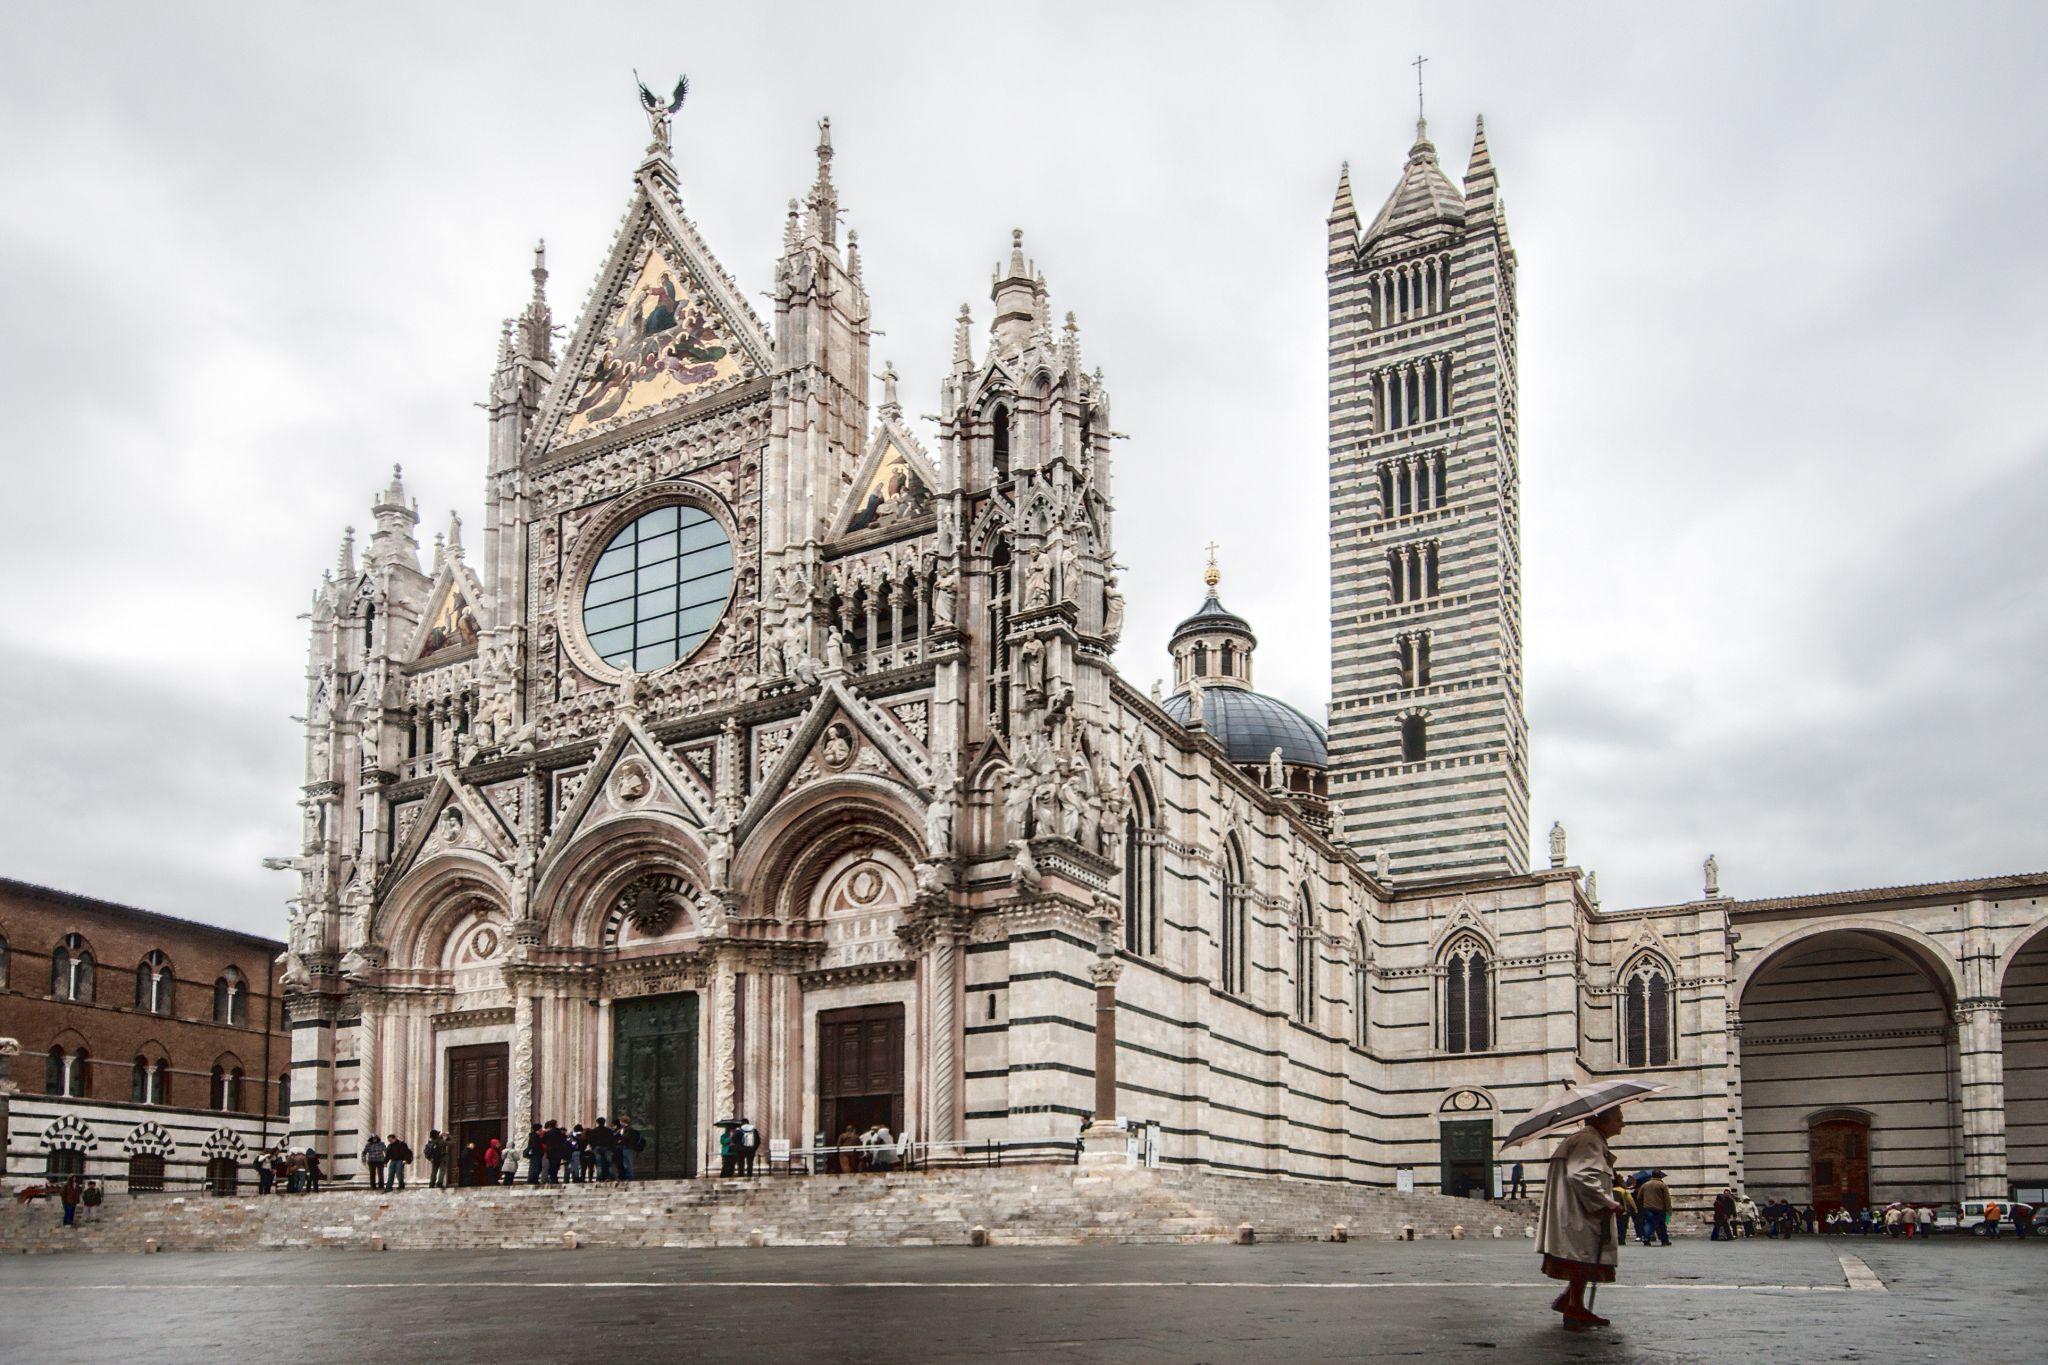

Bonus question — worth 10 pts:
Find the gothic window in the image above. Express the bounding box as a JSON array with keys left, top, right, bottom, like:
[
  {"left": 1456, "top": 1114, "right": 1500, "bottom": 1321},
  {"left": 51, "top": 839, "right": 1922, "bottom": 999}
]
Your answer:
[
  {"left": 991, "top": 406, "right": 1011, "bottom": 482},
  {"left": 1353, "top": 927, "right": 1371, "bottom": 1048},
  {"left": 363, "top": 603, "right": 375, "bottom": 649},
  {"left": 986, "top": 540, "right": 1012, "bottom": 735},
  {"left": 211, "top": 1060, "right": 245, "bottom": 1113},
  {"left": 1122, "top": 774, "right": 1159, "bottom": 957},
  {"left": 1220, "top": 836, "right": 1249, "bottom": 996},
  {"left": 213, "top": 967, "right": 246, "bottom": 1027},
  {"left": 47, "top": 1044, "right": 89, "bottom": 1098},
  {"left": 1193, "top": 643, "right": 1209, "bottom": 676},
  {"left": 51, "top": 933, "right": 93, "bottom": 1002},
  {"left": 137, "top": 951, "right": 174, "bottom": 1016},
  {"left": 1293, "top": 889, "right": 1316, "bottom": 1025},
  {"left": 581, "top": 502, "right": 737, "bottom": 672},
  {"left": 155, "top": 1058, "right": 173, "bottom": 1107},
  {"left": 1401, "top": 715, "right": 1428, "bottom": 763},
  {"left": 132, "top": 1056, "right": 151, "bottom": 1103},
  {"left": 1441, "top": 935, "right": 1492, "bottom": 1054},
  {"left": 1621, "top": 957, "right": 1676, "bottom": 1067}
]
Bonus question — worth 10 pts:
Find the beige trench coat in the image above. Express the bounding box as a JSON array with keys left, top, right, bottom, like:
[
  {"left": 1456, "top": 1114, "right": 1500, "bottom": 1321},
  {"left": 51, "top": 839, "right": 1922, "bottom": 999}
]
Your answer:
[{"left": 1535, "top": 1125, "right": 1619, "bottom": 1268}]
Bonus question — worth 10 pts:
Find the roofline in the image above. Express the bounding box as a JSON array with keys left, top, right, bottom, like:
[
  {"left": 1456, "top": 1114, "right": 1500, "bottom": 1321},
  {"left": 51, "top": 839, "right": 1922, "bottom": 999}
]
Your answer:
[
  {"left": 0, "top": 877, "right": 285, "bottom": 953},
  {"left": 1614, "top": 870, "right": 2048, "bottom": 919}
]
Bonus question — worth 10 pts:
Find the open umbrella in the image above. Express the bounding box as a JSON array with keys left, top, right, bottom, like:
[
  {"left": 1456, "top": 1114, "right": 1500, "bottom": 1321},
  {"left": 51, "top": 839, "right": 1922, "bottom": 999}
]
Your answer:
[{"left": 1500, "top": 1078, "right": 1670, "bottom": 1150}]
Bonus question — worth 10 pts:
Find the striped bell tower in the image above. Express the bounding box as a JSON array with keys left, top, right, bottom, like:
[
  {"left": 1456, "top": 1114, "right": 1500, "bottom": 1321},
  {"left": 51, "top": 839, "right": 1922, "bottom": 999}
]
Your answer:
[{"left": 1325, "top": 111, "right": 1529, "bottom": 880}]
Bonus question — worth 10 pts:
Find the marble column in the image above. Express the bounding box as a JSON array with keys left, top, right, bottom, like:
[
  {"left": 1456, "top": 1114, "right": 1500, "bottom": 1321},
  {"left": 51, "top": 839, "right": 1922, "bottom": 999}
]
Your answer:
[
  {"left": 1723, "top": 1009, "right": 1746, "bottom": 1193},
  {"left": 926, "top": 923, "right": 966, "bottom": 1144},
  {"left": 1955, "top": 999, "right": 2008, "bottom": 1199},
  {"left": 509, "top": 989, "right": 536, "bottom": 1137},
  {"left": 353, "top": 1000, "right": 378, "bottom": 1181}
]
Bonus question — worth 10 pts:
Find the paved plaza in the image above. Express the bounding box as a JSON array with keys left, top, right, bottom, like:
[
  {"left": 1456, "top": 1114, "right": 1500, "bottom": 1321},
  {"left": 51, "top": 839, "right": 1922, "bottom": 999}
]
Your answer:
[{"left": 0, "top": 1236, "right": 2039, "bottom": 1362}]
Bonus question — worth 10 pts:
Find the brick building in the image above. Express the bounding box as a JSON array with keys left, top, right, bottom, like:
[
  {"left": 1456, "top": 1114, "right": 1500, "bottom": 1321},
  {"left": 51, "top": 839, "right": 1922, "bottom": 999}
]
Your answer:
[{"left": 0, "top": 878, "right": 288, "bottom": 1188}]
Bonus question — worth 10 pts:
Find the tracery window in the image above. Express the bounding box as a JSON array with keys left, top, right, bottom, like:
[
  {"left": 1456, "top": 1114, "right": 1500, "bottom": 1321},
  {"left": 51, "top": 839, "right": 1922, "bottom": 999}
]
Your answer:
[
  {"left": 137, "top": 950, "right": 174, "bottom": 1016},
  {"left": 51, "top": 933, "right": 94, "bottom": 1002},
  {"left": 213, "top": 967, "right": 246, "bottom": 1026},
  {"left": 1121, "top": 774, "right": 1159, "bottom": 957},
  {"left": 48, "top": 1045, "right": 89, "bottom": 1097},
  {"left": 1292, "top": 890, "right": 1317, "bottom": 1025},
  {"left": 1621, "top": 957, "right": 1676, "bottom": 1067},
  {"left": 1353, "top": 927, "right": 1371, "bottom": 1048},
  {"left": 211, "top": 1060, "right": 244, "bottom": 1113},
  {"left": 1441, "top": 935, "right": 1492, "bottom": 1054},
  {"left": 1220, "top": 836, "right": 1249, "bottom": 996}
]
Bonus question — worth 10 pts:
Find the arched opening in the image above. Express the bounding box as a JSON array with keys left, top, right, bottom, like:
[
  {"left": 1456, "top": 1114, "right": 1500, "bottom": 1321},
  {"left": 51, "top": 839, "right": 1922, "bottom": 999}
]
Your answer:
[
  {"left": 213, "top": 966, "right": 246, "bottom": 1026},
  {"left": 129, "top": 1152, "right": 166, "bottom": 1193},
  {"left": 136, "top": 951, "right": 173, "bottom": 1016},
  {"left": 1220, "top": 836, "right": 1248, "bottom": 996},
  {"left": 1353, "top": 927, "right": 1371, "bottom": 1048},
  {"left": 1293, "top": 889, "right": 1316, "bottom": 1025},
  {"left": 1441, "top": 936, "right": 1491, "bottom": 1054},
  {"left": 52, "top": 933, "right": 94, "bottom": 1002},
  {"left": 1401, "top": 715, "right": 1428, "bottom": 763},
  {"left": 1619, "top": 955, "right": 1676, "bottom": 1067},
  {"left": 205, "top": 1156, "right": 239, "bottom": 1196},
  {"left": 1121, "top": 772, "right": 1158, "bottom": 958},
  {"left": 2002, "top": 922, "right": 2048, "bottom": 1199},
  {"left": 1739, "top": 929, "right": 1959, "bottom": 1209},
  {"left": 991, "top": 406, "right": 1011, "bottom": 482}
]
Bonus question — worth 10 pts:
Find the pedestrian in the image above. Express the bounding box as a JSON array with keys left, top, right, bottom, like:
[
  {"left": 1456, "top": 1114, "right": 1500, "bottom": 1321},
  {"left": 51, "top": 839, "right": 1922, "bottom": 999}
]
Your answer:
[
  {"left": 60, "top": 1174, "right": 82, "bottom": 1227},
  {"left": 1710, "top": 1188, "right": 1734, "bottom": 1242},
  {"left": 569, "top": 1124, "right": 589, "bottom": 1182},
  {"left": 1535, "top": 1106, "right": 1626, "bottom": 1330},
  {"left": 1636, "top": 1170, "right": 1673, "bottom": 1246},
  {"left": 719, "top": 1124, "right": 736, "bottom": 1178},
  {"left": 736, "top": 1118, "right": 760, "bottom": 1177},
  {"left": 616, "top": 1117, "right": 642, "bottom": 1182},
  {"left": 1981, "top": 1200, "right": 2001, "bottom": 1238},
  {"left": 1883, "top": 1205, "right": 1901, "bottom": 1238},
  {"left": 869, "top": 1123, "right": 897, "bottom": 1174},
  {"left": 501, "top": 1139, "right": 520, "bottom": 1186},
  {"left": 589, "top": 1116, "right": 617, "bottom": 1183},
  {"left": 424, "top": 1130, "right": 448, "bottom": 1189},
  {"left": 363, "top": 1132, "right": 389, "bottom": 1191},
  {"left": 1803, "top": 1204, "right": 1819, "bottom": 1235},
  {"left": 524, "top": 1125, "right": 546, "bottom": 1185},
  {"left": 269, "top": 1149, "right": 289, "bottom": 1195},
  {"left": 256, "top": 1150, "right": 275, "bottom": 1196},
  {"left": 1613, "top": 1175, "right": 1637, "bottom": 1245},
  {"left": 1737, "top": 1192, "right": 1759, "bottom": 1238},
  {"left": 305, "top": 1146, "right": 323, "bottom": 1193},
  {"left": 458, "top": 1141, "right": 479, "bottom": 1187},
  {"left": 543, "top": 1120, "right": 570, "bottom": 1183},
  {"left": 1509, "top": 1160, "right": 1527, "bottom": 1200},
  {"left": 2013, "top": 1202, "right": 2034, "bottom": 1239},
  {"left": 82, "top": 1179, "right": 104, "bottom": 1224},
  {"left": 484, "top": 1136, "right": 504, "bottom": 1185},
  {"left": 834, "top": 1122, "right": 860, "bottom": 1174},
  {"left": 387, "top": 1134, "right": 412, "bottom": 1190}
]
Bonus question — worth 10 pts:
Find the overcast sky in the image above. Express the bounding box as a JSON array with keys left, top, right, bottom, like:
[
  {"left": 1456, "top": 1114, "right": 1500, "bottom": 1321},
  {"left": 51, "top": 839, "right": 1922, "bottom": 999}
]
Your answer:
[{"left": 3, "top": 2, "right": 2044, "bottom": 939}]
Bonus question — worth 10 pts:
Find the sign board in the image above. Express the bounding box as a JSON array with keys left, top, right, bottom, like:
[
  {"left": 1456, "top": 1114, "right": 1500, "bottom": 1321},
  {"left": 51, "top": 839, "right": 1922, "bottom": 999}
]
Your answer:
[
  {"left": 1396, "top": 1166, "right": 1415, "bottom": 1194},
  {"left": 769, "top": 1139, "right": 791, "bottom": 1164}
]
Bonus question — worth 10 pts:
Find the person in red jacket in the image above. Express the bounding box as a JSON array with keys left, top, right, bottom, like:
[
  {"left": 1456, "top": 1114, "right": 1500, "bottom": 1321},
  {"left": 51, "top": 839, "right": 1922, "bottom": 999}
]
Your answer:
[{"left": 483, "top": 1137, "right": 504, "bottom": 1186}]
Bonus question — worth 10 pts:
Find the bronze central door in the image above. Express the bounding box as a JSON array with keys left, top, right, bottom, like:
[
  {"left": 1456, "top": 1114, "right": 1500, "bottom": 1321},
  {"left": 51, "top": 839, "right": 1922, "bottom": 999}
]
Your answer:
[
  {"left": 818, "top": 1003, "right": 906, "bottom": 1146},
  {"left": 612, "top": 992, "right": 699, "bottom": 1178}
]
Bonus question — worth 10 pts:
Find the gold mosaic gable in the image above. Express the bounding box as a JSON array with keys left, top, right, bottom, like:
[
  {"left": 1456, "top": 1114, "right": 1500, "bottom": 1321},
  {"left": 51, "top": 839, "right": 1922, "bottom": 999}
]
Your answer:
[{"left": 560, "top": 241, "right": 754, "bottom": 439}]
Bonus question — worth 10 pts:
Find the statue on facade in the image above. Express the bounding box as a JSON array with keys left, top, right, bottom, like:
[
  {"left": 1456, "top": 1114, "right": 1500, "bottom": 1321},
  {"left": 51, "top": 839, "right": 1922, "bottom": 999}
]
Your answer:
[
  {"left": 1023, "top": 549, "right": 1053, "bottom": 609},
  {"left": 1102, "top": 578, "right": 1126, "bottom": 640},
  {"left": 932, "top": 563, "right": 960, "bottom": 628},
  {"left": 923, "top": 789, "right": 957, "bottom": 859},
  {"left": 1703, "top": 853, "right": 1720, "bottom": 898},
  {"left": 1186, "top": 677, "right": 1205, "bottom": 726},
  {"left": 823, "top": 628, "right": 847, "bottom": 674},
  {"left": 635, "top": 72, "right": 688, "bottom": 152},
  {"left": 1375, "top": 848, "right": 1390, "bottom": 880},
  {"left": 1268, "top": 747, "right": 1286, "bottom": 790},
  {"left": 1585, "top": 870, "right": 1601, "bottom": 908},
  {"left": 1017, "top": 635, "right": 1046, "bottom": 698},
  {"left": 705, "top": 805, "right": 736, "bottom": 887},
  {"left": 1549, "top": 821, "right": 1568, "bottom": 869},
  {"left": 1011, "top": 837, "right": 1041, "bottom": 893}
]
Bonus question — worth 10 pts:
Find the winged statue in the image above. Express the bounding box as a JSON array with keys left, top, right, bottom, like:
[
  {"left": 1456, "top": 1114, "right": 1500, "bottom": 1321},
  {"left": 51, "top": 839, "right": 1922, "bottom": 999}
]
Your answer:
[{"left": 635, "top": 71, "right": 689, "bottom": 150}]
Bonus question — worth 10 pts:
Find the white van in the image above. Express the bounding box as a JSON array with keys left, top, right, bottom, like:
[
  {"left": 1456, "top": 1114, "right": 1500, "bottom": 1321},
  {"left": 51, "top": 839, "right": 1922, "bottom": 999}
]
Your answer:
[{"left": 1956, "top": 1199, "right": 2029, "bottom": 1234}]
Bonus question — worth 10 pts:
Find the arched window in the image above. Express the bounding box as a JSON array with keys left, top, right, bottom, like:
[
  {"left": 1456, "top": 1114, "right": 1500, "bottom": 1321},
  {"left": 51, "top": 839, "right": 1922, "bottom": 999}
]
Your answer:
[
  {"left": 991, "top": 406, "right": 1011, "bottom": 482},
  {"left": 72, "top": 1046, "right": 92, "bottom": 1097},
  {"left": 1220, "top": 836, "right": 1249, "bottom": 996},
  {"left": 211, "top": 1061, "right": 244, "bottom": 1112},
  {"left": 1121, "top": 774, "right": 1158, "bottom": 957},
  {"left": 1353, "top": 926, "right": 1371, "bottom": 1048},
  {"left": 137, "top": 950, "right": 174, "bottom": 1015},
  {"left": 213, "top": 966, "right": 246, "bottom": 1026},
  {"left": 52, "top": 933, "right": 94, "bottom": 1002},
  {"left": 1621, "top": 957, "right": 1676, "bottom": 1067},
  {"left": 363, "top": 602, "right": 375, "bottom": 649},
  {"left": 46, "top": 1046, "right": 65, "bottom": 1096},
  {"left": 1442, "top": 935, "right": 1492, "bottom": 1054},
  {"left": 132, "top": 1055, "right": 150, "bottom": 1103},
  {"left": 1193, "top": 643, "right": 1208, "bottom": 676},
  {"left": 1293, "top": 890, "right": 1317, "bottom": 1025},
  {"left": 1401, "top": 715, "right": 1428, "bottom": 763}
]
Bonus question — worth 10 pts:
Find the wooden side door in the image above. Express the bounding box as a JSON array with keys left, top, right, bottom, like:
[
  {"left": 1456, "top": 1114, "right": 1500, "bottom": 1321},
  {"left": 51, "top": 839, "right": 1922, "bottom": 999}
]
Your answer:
[{"left": 1810, "top": 1117, "right": 1871, "bottom": 1213}]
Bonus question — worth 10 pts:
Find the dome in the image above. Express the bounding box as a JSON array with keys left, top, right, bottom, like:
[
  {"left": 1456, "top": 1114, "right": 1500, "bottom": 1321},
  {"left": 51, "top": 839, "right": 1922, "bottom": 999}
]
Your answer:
[
  {"left": 1161, "top": 686, "right": 1328, "bottom": 769},
  {"left": 1169, "top": 590, "right": 1254, "bottom": 647}
]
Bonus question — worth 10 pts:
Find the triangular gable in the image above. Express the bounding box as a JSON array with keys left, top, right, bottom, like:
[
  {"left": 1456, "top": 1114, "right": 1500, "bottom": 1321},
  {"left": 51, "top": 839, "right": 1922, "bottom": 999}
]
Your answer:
[
  {"left": 380, "top": 773, "right": 515, "bottom": 892},
  {"left": 536, "top": 714, "right": 715, "bottom": 868},
  {"left": 529, "top": 169, "right": 772, "bottom": 455},
  {"left": 737, "top": 677, "right": 936, "bottom": 844},
  {"left": 829, "top": 424, "right": 939, "bottom": 541},
  {"left": 406, "top": 560, "right": 485, "bottom": 663}
]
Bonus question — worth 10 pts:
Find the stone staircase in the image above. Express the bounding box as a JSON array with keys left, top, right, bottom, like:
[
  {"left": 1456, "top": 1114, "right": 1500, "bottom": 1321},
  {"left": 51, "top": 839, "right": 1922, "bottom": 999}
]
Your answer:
[{"left": 0, "top": 1163, "right": 1533, "bottom": 1255}]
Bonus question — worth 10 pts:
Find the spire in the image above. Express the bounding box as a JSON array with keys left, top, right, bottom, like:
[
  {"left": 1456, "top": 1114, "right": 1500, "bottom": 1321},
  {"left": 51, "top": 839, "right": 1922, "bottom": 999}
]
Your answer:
[
  {"left": 1061, "top": 310, "right": 1081, "bottom": 379},
  {"left": 1360, "top": 90, "right": 1467, "bottom": 254},
  {"left": 367, "top": 464, "right": 421, "bottom": 572},
  {"left": 879, "top": 360, "right": 901, "bottom": 419},
  {"left": 952, "top": 303, "right": 974, "bottom": 372},
  {"left": 845, "top": 227, "right": 862, "bottom": 283},
  {"left": 991, "top": 228, "right": 1044, "bottom": 351},
  {"left": 805, "top": 116, "right": 839, "bottom": 248},
  {"left": 1204, "top": 541, "right": 1221, "bottom": 592},
  {"left": 784, "top": 197, "right": 802, "bottom": 252},
  {"left": 1463, "top": 114, "right": 1498, "bottom": 212},
  {"left": 1329, "top": 161, "right": 1357, "bottom": 225},
  {"left": 1410, "top": 53, "right": 1430, "bottom": 144}
]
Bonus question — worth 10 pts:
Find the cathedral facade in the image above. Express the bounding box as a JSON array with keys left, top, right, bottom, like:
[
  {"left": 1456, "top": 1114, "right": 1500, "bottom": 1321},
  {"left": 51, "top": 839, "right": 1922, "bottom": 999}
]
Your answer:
[{"left": 279, "top": 97, "right": 2047, "bottom": 1210}]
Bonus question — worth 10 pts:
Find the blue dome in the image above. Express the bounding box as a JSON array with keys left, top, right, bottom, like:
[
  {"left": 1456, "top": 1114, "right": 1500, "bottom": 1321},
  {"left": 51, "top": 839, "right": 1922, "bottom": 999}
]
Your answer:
[{"left": 1161, "top": 686, "right": 1328, "bottom": 768}]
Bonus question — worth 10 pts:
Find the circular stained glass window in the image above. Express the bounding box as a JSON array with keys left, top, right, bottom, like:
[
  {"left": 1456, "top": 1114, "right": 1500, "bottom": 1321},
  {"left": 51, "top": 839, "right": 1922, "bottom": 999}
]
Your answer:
[{"left": 581, "top": 504, "right": 735, "bottom": 672}]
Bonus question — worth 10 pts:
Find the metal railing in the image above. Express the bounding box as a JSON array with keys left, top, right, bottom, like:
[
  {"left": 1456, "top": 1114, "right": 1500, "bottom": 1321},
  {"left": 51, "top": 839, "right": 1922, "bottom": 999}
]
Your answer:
[{"left": 758, "top": 1136, "right": 1082, "bottom": 1176}]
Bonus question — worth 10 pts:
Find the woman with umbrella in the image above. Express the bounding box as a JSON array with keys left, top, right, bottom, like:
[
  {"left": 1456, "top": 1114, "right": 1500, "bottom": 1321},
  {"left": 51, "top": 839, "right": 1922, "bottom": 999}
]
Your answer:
[{"left": 1504, "top": 1078, "right": 1665, "bottom": 1331}]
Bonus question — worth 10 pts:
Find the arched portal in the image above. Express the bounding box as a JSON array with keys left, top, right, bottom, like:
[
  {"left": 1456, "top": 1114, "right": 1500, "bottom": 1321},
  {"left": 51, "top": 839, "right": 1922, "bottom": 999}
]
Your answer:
[
  {"left": 1738, "top": 929, "right": 1959, "bottom": 1206},
  {"left": 2001, "top": 920, "right": 2048, "bottom": 1200}
]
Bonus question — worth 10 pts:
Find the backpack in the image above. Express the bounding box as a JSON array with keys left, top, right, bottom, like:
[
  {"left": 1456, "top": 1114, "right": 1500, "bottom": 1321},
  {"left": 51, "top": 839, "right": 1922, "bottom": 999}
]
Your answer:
[
  {"left": 629, "top": 1129, "right": 646, "bottom": 1153},
  {"left": 423, "top": 1138, "right": 443, "bottom": 1163}
]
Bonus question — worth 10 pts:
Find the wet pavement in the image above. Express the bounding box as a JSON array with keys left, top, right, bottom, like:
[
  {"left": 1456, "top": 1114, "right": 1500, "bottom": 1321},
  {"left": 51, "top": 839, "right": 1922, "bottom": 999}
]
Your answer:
[{"left": 0, "top": 1234, "right": 2039, "bottom": 1361}]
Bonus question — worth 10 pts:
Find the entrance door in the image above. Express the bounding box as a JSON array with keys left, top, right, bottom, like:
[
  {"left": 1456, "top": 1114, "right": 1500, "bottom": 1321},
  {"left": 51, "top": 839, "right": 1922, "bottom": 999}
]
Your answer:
[
  {"left": 612, "top": 993, "right": 699, "bottom": 1179},
  {"left": 818, "top": 1004, "right": 905, "bottom": 1149},
  {"left": 1810, "top": 1116, "right": 1871, "bottom": 1213},
  {"left": 205, "top": 1157, "right": 239, "bottom": 1195},
  {"left": 1439, "top": 1119, "right": 1493, "bottom": 1199},
  {"left": 447, "top": 1043, "right": 508, "bottom": 1182}
]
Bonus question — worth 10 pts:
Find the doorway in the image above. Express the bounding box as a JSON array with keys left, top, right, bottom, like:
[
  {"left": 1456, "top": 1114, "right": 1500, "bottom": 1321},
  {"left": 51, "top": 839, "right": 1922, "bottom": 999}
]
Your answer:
[
  {"left": 1439, "top": 1119, "right": 1493, "bottom": 1198},
  {"left": 447, "top": 1042, "right": 508, "bottom": 1182},
  {"left": 818, "top": 1003, "right": 905, "bottom": 1152},
  {"left": 611, "top": 992, "right": 700, "bottom": 1178},
  {"left": 1810, "top": 1114, "right": 1871, "bottom": 1213}
]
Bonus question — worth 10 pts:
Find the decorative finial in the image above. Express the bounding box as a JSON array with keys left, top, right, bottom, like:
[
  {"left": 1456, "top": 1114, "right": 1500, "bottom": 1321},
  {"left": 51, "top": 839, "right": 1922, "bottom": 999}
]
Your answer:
[
  {"left": 531, "top": 239, "right": 548, "bottom": 294},
  {"left": 635, "top": 71, "right": 688, "bottom": 154},
  {"left": 1203, "top": 542, "right": 1221, "bottom": 591},
  {"left": 1411, "top": 54, "right": 1429, "bottom": 137}
]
